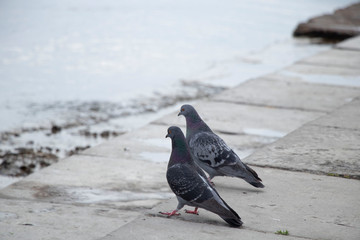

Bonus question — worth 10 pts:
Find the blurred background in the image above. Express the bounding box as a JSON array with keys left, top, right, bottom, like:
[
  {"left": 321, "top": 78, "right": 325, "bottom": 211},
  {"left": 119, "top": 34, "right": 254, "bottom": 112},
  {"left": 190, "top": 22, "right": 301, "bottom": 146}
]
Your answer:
[{"left": 0, "top": 0, "right": 356, "bottom": 179}]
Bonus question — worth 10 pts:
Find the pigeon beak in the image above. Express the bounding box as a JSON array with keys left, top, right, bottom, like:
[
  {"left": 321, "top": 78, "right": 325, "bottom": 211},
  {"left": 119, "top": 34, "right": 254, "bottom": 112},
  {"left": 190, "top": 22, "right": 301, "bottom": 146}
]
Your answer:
[
  {"left": 178, "top": 112, "right": 183, "bottom": 116},
  {"left": 165, "top": 133, "right": 169, "bottom": 138}
]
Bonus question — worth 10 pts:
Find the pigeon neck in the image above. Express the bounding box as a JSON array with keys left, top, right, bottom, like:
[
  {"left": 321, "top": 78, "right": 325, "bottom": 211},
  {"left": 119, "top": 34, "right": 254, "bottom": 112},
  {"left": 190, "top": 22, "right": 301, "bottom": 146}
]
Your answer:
[
  {"left": 169, "top": 137, "right": 192, "bottom": 165},
  {"left": 186, "top": 112, "right": 212, "bottom": 137}
]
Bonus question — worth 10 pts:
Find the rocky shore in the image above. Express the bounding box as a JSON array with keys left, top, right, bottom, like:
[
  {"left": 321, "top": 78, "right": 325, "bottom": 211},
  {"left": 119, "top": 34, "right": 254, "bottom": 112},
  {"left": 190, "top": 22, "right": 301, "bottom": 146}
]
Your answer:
[{"left": 0, "top": 82, "right": 225, "bottom": 177}]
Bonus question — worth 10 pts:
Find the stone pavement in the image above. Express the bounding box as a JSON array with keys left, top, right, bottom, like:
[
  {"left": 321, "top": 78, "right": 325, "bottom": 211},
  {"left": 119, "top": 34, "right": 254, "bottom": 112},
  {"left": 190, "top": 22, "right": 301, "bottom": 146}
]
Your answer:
[{"left": 1, "top": 37, "right": 360, "bottom": 239}]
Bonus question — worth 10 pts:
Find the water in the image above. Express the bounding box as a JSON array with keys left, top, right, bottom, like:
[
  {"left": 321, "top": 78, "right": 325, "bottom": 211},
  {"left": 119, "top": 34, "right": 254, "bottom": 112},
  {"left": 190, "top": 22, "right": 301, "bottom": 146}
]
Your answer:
[{"left": 0, "top": 0, "right": 356, "bottom": 178}]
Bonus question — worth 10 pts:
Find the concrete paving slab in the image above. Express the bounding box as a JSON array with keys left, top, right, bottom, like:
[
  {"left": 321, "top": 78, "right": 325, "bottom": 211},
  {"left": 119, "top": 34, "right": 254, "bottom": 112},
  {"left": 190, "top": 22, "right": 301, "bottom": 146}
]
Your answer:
[
  {"left": 310, "top": 98, "right": 360, "bottom": 130},
  {"left": 279, "top": 64, "right": 360, "bottom": 87},
  {"left": 245, "top": 99, "right": 360, "bottom": 178},
  {"left": 336, "top": 36, "right": 360, "bottom": 51},
  {"left": 246, "top": 124, "right": 360, "bottom": 178},
  {"left": 213, "top": 76, "right": 360, "bottom": 112},
  {"left": 101, "top": 168, "right": 360, "bottom": 240},
  {"left": 0, "top": 198, "right": 139, "bottom": 240},
  {"left": 101, "top": 215, "right": 303, "bottom": 240},
  {"left": 82, "top": 124, "right": 170, "bottom": 161},
  {"left": 0, "top": 154, "right": 172, "bottom": 209},
  {"left": 285, "top": 62, "right": 360, "bottom": 77},
  {"left": 299, "top": 49, "right": 360, "bottom": 69},
  {"left": 153, "top": 101, "right": 323, "bottom": 138}
]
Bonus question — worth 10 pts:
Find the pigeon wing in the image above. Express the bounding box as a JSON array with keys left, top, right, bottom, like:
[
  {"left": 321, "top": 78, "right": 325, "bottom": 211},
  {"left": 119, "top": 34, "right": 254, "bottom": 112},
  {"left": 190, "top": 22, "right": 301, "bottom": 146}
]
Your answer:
[
  {"left": 167, "top": 163, "right": 242, "bottom": 226},
  {"left": 189, "top": 132, "right": 240, "bottom": 168},
  {"left": 166, "top": 163, "right": 213, "bottom": 203}
]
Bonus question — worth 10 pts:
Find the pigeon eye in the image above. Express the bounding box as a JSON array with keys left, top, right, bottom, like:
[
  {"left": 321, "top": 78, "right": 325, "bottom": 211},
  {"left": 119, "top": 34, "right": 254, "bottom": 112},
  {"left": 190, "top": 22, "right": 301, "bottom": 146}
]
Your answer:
[
  {"left": 168, "top": 130, "right": 171, "bottom": 134},
  {"left": 181, "top": 108, "right": 184, "bottom": 112}
]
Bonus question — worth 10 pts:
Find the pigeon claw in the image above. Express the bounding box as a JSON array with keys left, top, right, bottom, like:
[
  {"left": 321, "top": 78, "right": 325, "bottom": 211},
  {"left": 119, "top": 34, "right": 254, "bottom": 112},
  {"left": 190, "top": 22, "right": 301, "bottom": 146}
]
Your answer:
[
  {"left": 185, "top": 207, "right": 199, "bottom": 215},
  {"left": 159, "top": 210, "right": 180, "bottom": 218}
]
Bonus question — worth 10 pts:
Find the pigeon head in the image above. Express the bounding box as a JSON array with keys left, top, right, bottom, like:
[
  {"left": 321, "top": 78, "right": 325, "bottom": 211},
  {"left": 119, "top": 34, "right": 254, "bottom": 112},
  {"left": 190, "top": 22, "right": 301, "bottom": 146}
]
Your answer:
[
  {"left": 165, "top": 126, "right": 184, "bottom": 140},
  {"left": 178, "top": 104, "right": 202, "bottom": 123},
  {"left": 178, "top": 104, "right": 195, "bottom": 117},
  {"left": 166, "top": 126, "right": 192, "bottom": 165},
  {"left": 178, "top": 104, "right": 211, "bottom": 135}
]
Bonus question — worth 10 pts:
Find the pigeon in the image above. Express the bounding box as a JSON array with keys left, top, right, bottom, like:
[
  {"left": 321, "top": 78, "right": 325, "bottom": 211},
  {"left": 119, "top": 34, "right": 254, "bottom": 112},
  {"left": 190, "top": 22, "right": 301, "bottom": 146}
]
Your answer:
[
  {"left": 178, "top": 104, "right": 264, "bottom": 188},
  {"left": 160, "top": 126, "right": 242, "bottom": 227}
]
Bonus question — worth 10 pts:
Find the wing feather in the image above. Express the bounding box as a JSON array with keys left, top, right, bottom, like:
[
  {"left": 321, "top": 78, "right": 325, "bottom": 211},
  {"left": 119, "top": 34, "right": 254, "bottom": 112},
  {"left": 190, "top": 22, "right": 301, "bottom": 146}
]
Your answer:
[
  {"left": 166, "top": 163, "right": 213, "bottom": 203},
  {"left": 189, "top": 132, "right": 239, "bottom": 168}
]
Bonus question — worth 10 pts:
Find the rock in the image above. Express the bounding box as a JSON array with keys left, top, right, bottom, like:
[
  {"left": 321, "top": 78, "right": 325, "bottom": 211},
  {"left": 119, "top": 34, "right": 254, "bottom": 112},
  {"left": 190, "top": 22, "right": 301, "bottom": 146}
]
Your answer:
[
  {"left": 100, "top": 131, "right": 110, "bottom": 138},
  {"left": 0, "top": 148, "right": 58, "bottom": 177},
  {"left": 51, "top": 125, "right": 62, "bottom": 134},
  {"left": 293, "top": 3, "right": 360, "bottom": 40}
]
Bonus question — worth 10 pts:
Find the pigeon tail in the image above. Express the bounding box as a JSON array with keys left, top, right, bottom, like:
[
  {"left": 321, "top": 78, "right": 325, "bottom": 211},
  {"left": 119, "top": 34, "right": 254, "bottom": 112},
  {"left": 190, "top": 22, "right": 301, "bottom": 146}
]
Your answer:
[
  {"left": 248, "top": 180, "right": 265, "bottom": 188},
  {"left": 217, "top": 164, "right": 265, "bottom": 188},
  {"left": 212, "top": 189, "right": 242, "bottom": 227},
  {"left": 245, "top": 164, "right": 262, "bottom": 181},
  {"left": 219, "top": 201, "right": 242, "bottom": 227},
  {"left": 244, "top": 164, "right": 265, "bottom": 188},
  {"left": 222, "top": 216, "right": 243, "bottom": 227}
]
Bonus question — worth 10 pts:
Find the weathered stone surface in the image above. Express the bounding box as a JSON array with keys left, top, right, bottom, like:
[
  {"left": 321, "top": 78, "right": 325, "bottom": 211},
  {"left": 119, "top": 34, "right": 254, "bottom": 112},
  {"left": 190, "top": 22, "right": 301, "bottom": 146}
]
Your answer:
[
  {"left": 101, "top": 215, "right": 301, "bottom": 240},
  {"left": 311, "top": 98, "right": 360, "bottom": 130},
  {"left": 336, "top": 35, "right": 360, "bottom": 50},
  {"left": 101, "top": 168, "right": 360, "bottom": 240},
  {"left": 246, "top": 99, "right": 360, "bottom": 178},
  {"left": 284, "top": 62, "right": 360, "bottom": 77},
  {"left": 0, "top": 198, "right": 139, "bottom": 240},
  {"left": 213, "top": 76, "right": 360, "bottom": 112},
  {"left": 82, "top": 124, "right": 170, "bottom": 161},
  {"left": 281, "top": 63, "right": 360, "bottom": 87},
  {"left": 299, "top": 49, "right": 360, "bottom": 69},
  {"left": 293, "top": 3, "right": 360, "bottom": 40},
  {"left": 153, "top": 101, "right": 323, "bottom": 138},
  {"left": 0, "top": 154, "right": 171, "bottom": 209}
]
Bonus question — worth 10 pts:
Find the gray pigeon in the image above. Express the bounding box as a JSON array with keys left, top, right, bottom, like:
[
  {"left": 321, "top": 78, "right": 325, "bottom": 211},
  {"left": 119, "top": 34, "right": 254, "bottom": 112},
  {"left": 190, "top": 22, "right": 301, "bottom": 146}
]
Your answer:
[
  {"left": 160, "top": 126, "right": 242, "bottom": 227},
  {"left": 178, "top": 104, "right": 264, "bottom": 188}
]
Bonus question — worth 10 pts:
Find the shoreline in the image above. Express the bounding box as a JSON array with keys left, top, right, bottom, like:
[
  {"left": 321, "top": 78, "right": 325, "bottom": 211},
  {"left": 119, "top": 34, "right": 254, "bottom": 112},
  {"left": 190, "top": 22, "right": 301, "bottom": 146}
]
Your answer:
[
  {"left": 0, "top": 35, "right": 359, "bottom": 239},
  {"left": 0, "top": 37, "right": 331, "bottom": 178}
]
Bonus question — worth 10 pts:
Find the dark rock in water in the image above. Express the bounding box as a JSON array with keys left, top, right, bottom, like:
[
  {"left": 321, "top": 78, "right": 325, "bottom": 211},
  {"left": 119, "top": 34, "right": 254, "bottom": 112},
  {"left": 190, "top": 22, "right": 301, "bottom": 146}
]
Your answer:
[
  {"left": 100, "top": 131, "right": 110, "bottom": 138},
  {"left": 67, "top": 145, "right": 91, "bottom": 157},
  {"left": 45, "top": 147, "right": 52, "bottom": 152},
  {"left": 15, "top": 147, "right": 34, "bottom": 154},
  {"left": 79, "top": 129, "right": 92, "bottom": 137},
  {"left": 51, "top": 125, "right": 62, "bottom": 134},
  {"left": 294, "top": 3, "right": 360, "bottom": 40},
  {"left": 0, "top": 148, "right": 58, "bottom": 177}
]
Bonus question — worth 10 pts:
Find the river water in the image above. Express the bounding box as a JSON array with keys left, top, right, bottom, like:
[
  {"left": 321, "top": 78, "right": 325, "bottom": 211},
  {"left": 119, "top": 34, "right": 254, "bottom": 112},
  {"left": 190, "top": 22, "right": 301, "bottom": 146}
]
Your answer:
[{"left": 0, "top": 0, "right": 356, "bottom": 180}]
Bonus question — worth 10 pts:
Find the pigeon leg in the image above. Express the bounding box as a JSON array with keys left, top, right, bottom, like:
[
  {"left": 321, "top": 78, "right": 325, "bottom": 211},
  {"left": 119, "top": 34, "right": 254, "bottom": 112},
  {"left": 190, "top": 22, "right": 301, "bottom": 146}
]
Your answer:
[
  {"left": 159, "top": 210, "right": 180, "bottom": 217},
  {"left": 185, "top": 207, "right": 199, "bottom": 215}
]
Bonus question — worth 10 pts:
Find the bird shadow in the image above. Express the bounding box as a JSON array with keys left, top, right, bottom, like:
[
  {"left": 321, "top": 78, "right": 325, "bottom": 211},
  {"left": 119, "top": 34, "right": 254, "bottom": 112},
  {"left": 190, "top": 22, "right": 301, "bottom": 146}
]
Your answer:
[{"left": 152, "top": 211, "right": 242, "bottom": 229}]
